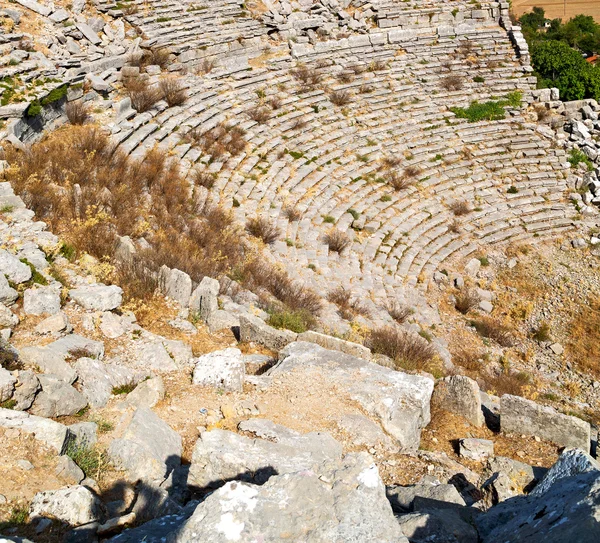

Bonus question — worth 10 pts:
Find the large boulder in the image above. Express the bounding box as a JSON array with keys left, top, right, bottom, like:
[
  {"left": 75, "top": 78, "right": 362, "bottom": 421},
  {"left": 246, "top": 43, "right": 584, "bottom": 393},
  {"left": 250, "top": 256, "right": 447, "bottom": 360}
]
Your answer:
[
  {"left": 500, "top": 394, "right": 590, "bottom": 452},
  {"left": 69, "top": 284, "right": 123, "bottom": 311},
  {"left": 23, "top": 286, "right": 61, "bottom": 316},
  {"left": 30, "top": 486, "right": 104, "bottom": 526},
  {"left": 0, "top": 407, "right": 71, "bottom": 452},
  {"left": 239, "top": 314, "right": 297, "bottom": 351},
  {"left": 108, "top": 407, "right": 182, "bottom": 484},
  {"left": 531, "top": 448, "right": 600, "bottom": 496},
  {"left": 477, "top": 471, "right": 600, "bottom": 542},
  {"left": 173, "top": 452, "right": 408, "bottom": 543},
  {"left": 387, "top": 482, "right": 466, "bottom": 513},
  {"left": 269, "top": 342, "right": 434, "bottom": 452},
  {"left": 189, "top": 420, "right": 343, "bottom": 489},
  {"left": 192, "top": 348, "right": 245, "bottom": 391},
  {"left": 431, "top": 375, "right": 483, "bottom": 427}
]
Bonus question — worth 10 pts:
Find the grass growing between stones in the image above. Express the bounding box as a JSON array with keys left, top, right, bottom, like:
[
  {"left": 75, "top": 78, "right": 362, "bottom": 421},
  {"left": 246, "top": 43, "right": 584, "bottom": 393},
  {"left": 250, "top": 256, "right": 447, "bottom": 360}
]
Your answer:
[
  {"left": 450, "top": 92, "right": 523, "bottom": 122},
  {"left": 267, "top": 309, "right": 314, "bottom": 333},
  {"left": 65, "top": 441, "right": 110, "bottom": 480}
]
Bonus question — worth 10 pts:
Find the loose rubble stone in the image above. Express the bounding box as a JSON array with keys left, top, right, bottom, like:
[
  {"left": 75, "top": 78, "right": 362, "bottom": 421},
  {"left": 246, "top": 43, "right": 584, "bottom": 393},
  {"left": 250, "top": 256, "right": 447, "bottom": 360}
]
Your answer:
[
  {"left": 459, "top": 438, "right": 494, "bottom": 461},
  {"left": 500, "top": 394, "right": 590, "bottom": 452},
  {"left": 30, "top": 486, "right": 104, "bottom": 527},
  {"left": 23, "top": 286, "right": 61, "bottom": 316},
  {"left": 34, "top": 312, "right": 71, "bottom": 335},
  {"left": 11, "top": 370, "right": 40, "bottom": 410},
  {"left": 69, "top": 284, "right": 123, "bottom": 311},
  {"left": 0, "top": 273, "right": 18, "bottom": 305},
  {"left": 74, "top": 357, "right": 113, "bottom": 408},
  {"left": 55, "top": 455, "right": 85, "bottom": 484},
  {"left": 0, "top": 249, "right": 31, "bottom": 284},
  {"left": 0, "top": 304, "right": 18, "bottom": 327},
  {"left": 29, "top": 375, "right": 88, "bottom": 417},
  {"left": 192, "top": 348, "right": 245, "bottom": 392},
  {"left": 239, "top": 314, "right": 297, "bottom": 351},
  {"left": 124, "top": 376, "right": 165, "bottom": 408},
  {"left": 270, "top": 342, "right": 433, "bottom": 452},
  {"left": 0, "top": 366, "right": 16, "bottom": 402},
  {"left": 432, "top": 375, "right": 484, "bottom": 427}
]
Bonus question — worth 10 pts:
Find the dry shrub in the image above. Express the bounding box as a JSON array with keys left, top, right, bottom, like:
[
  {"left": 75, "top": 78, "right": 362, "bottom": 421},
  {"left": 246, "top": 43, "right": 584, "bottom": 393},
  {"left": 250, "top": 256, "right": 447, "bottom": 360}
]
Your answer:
[
  {"left": 380, "top": 155, "right": 402, "bottom": 170},
  {"left": 324, "top": 229, "right": 351, "bottom": 253},
  {"left": 386, "top": 171, "right": 415, "bottom": 191},
  {"left": 451, "top": 346, "right": 484, "bottom": 373},
  {"left": 159, "top": 76, "right": 187, "bottom": 107},
  {"left": 268, "top": 97, "right": 282, "bottom": 110},
  {"left": 440, "top": 74, "right": 464, "bottom": 91},
  {"left": 337, "top": 71, "right": 354, "bottom": 83},
  {"left": 245, "top": 216, "right": 281, "bottom": 245},
  {"left": 368, "top": 60, "right": 388, "bottom": 72},
  {"left": 124, "top": 76, "right": 162, "bottom": 112},
  {"left": 359, "top": 84, "right": 374, "bottom": 94},
  {"left": 367, "top": 326, "right": 436, "bottom": 371},
  {"left": 122, "top": 3, "right": 139, "bottom": 15},
  {"left": 291, "top": 64, "right": 322, "bottom": 90},
  {"left": 534, "top": 104, "right": 550, "bottom": 122},
  {"left": 329, "top": 90, "right": 351, "bottom": 106},
  {"left": 350, "top": 64, "right": 366, "bottom": 75},
  {"left": 485, "top": 370, "right": 531, "bottom": 397},
  {"left": 459, "top": 40, "right": 474, "bottom": 57},
  {"left": 292, "top": 118, "right": 307, "bottom": 130},
  {"left": 192, "top": 168, "right": 217, "bottom": 189},
  {"left": 196, "top": 122, "right": 247, "bottom": 159},
  {"left": 142, "top": 47, "right": 171, "bottom": 69},
  {"left": 114, "top": 255, "right": 158, "bottom": 301},
  {"left": 65, "top": 101, "right": 90, "bottom": 125},
  {"left": 454, "top": 289, "right": 479, "bottom": 314},
  {"left": 327, "top": 286, "right": 371, "bottom": 320},
  {"left": 243, "top": 259, "right": 322, "bottom": 315},
  {"left": 472, "top": 317, "right": 514, "bottom": 347},
  {"left": 283, "top": 206, "right": 302, "bottom": 221},
  {"left": 568, "top": 296, "right": 600, "bottom": 376},
  {"left": 247, "top": 106, "right": 270, "bottom": 124},
  {"left": 450, "top": 200, "right": 471, "bottom": 216},
  {"left": 405, "top": 165, "right": 422, "bottom": 178},
  {"left": 387, "top": 300, "right": 413, "bottom": 324},
  {"left": 448, "top": 219, "right": 461, "bottom": 234}
]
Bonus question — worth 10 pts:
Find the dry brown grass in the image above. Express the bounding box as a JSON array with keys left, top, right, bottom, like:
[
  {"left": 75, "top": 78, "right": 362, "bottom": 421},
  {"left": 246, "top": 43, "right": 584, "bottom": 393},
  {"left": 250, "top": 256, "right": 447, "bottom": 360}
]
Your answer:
[
  {"left": 65, "top": 101, "right": 90, "bottom": 125},
  {"left": 245, "top": 216, "right": 281, "bottom": 245},
  {"left": 159, "top": 76, "right": 187, "bottom": 107},
  {"left": 385, "top": 171, "right": 415, "bottom": 191},
  {"left": 141, "top": 47, "right": 171, "bottom": 69},
  {"left": 449, "top": 200, "right": 471, "bottom": 216},
  {"left": 454, "top": 289, "right": 479, "bottom": 314},
  {"left": 567, "top": 296, "right": 600, "bottom": 376},
  {"left": 187, "top": 122, "right": 247, "bottom": 159},
  {"left": 124, "top": 76, "right": 162, "bottom": 112},
  {"left": 380, "top": 155, "right": 402, "bottom": 170},
  {"left": 387, "top": 300, "right": 414, "bottom": 324},
  {"left": 367, "top": 326, "right": 437, "bottom": 372},
  {"left": 247, "top": 106, "right": 271, "bottom": 124},
  {"left": 337, "top": 71, "right": 354, "bottom": 83},
  {"left": 268, "top": 97, "right": 282, "bottom": 110},
  {"left": 327, "top": 286, "right": 371, "bottom": 320},
  {"left": 196, "top": 58, "right": 216, "bottom": 75},
  {"left": 471, "top": 317, "right": 514, "bottom": 347},
  {"left": 324, "top": 229, "right": 351, "bottom": 253},
  {"left": 283, "top": 206, "right": 302, "bottom": 221},
  {"left": 329, "top": 90, "right": 352, "bottom": 106},
  {"left": 291, "top": 64, "right": 323, "bottom": 90},
  {"left": 192, "top": 168, "right": 217, "bottom": 189}
]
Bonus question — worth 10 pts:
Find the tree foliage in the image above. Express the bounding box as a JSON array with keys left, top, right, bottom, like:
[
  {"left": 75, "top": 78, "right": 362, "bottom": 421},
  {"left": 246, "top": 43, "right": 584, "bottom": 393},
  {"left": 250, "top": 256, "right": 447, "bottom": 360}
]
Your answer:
[{"left": 521, "top": 8, "right": 600, "bottom": 100}]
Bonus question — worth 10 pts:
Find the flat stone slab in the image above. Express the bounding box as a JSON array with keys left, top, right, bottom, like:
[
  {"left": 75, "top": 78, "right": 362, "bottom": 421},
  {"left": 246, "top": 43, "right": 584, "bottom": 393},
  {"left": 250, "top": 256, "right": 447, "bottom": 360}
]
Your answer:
[{"left": 500, "top": 394, "right": 590, "bottom": 452}]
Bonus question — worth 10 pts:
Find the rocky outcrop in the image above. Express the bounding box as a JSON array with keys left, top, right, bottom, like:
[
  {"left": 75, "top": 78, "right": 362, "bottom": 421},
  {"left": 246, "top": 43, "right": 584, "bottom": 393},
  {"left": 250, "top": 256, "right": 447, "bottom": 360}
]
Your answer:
[
  {"left": 174, "top": 452, "right": 407, "bottom": 543},
  {"left": 531, "top": 448, "right": 600, "bottom": 496},
  {"left": 269, "top": 342, "right": 434, "bottom": 452},
  {"left": 189, "top": 420, "right": 343, "bottom": 489},
  {"left": 477, "top": 471, "right": 600, "bottom": 542}
]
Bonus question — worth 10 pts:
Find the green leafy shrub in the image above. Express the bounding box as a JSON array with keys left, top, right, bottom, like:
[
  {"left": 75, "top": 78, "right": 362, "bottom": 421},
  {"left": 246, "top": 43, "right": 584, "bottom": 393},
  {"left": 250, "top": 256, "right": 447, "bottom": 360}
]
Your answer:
[{"left": 569, "top": 148, "right": 594, "bottom": 171}]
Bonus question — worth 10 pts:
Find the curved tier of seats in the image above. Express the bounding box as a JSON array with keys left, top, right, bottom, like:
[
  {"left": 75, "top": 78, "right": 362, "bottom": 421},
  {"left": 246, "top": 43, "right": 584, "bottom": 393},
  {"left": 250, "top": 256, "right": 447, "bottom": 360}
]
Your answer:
[{"left": 109, "top": 16, "right": 575, "bottom": 315}]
